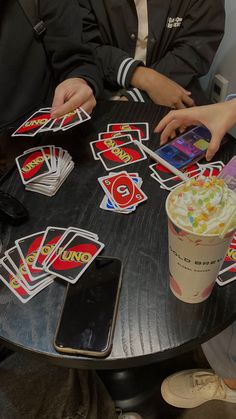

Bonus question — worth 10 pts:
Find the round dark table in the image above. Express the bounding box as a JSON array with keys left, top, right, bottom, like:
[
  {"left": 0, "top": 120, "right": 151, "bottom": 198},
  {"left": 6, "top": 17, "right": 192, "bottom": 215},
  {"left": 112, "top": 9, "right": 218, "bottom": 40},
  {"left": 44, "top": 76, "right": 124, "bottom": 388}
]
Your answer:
[{"left": 0, "top": 101, "right": 236, "bottom": 376}]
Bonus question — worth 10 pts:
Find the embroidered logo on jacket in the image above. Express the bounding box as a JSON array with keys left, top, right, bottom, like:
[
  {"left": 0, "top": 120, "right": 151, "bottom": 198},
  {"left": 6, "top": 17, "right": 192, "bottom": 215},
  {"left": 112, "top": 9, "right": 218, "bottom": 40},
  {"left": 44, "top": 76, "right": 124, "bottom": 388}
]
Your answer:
[{"left": 166, "top": 17, "right": 183, "bottom": 29}]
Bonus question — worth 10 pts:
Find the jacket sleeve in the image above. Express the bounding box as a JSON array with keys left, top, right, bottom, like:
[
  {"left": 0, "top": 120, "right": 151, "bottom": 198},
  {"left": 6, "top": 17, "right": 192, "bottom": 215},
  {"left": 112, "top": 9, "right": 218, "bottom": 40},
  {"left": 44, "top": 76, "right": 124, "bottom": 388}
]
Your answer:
[
  {"left": 79, "top": 0, "right": 143, "bottom": 90},
  {"left": 39, "top": 0, "right": 102, "bottom": 97},
  {"left": 151, "top": 0, "right": 225, "bottom": 87}
]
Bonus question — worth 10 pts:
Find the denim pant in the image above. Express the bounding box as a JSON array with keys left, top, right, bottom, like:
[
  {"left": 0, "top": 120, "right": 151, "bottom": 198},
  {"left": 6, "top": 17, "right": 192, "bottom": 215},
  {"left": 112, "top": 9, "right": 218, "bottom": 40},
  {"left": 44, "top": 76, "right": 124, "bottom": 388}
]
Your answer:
[
  {"left": 202, "top": 321, "right": 236, "bottom": 380},
  {"left": 0, "top": 352, "right": 117, "bottom": 419}
]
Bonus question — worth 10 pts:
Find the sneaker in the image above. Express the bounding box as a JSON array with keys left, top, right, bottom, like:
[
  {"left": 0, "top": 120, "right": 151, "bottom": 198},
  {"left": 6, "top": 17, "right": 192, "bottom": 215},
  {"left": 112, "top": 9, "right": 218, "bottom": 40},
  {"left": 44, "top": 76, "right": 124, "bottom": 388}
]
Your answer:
[
  {"left": 161, "top": 369, "right": 236, "bottom": 408},
  {"left": 117, "top": 409, "right": 142, "bottom": 419}
]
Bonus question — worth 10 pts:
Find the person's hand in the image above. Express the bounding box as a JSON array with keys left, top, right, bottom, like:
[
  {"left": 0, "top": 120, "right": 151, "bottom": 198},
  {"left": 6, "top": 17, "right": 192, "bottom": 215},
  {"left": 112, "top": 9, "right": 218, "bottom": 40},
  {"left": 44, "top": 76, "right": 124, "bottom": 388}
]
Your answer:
[
  {"left": 155, "top": 100, "right": 236, "bottom": 161},
  {"left": 130, "top": 67, "right": 194, "bottom": 109},
  {"left": 119, "top": 96, "right": 129, "bottom": 101},
  {"left": 51, "top": 78, "right": 96, "bottom": 118}
]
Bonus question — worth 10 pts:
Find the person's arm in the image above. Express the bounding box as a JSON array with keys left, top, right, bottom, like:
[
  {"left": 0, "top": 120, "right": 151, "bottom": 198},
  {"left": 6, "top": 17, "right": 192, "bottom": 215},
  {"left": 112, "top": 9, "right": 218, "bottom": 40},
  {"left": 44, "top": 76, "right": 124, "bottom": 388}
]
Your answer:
[
  {"left": 39, "top": 0, "right": 102, "bottom": 116},
  {"left": 78, "top": 0, "right": 195, "bottom": 108},
  {"left": 150, "top": 0, "right": 225, "bottom": 88},
  {"left": 155, "top": 99, "right": 236, "bottom": 161},
  {"left": 79, "top": 0, "right": 144, "bottom": 92}
]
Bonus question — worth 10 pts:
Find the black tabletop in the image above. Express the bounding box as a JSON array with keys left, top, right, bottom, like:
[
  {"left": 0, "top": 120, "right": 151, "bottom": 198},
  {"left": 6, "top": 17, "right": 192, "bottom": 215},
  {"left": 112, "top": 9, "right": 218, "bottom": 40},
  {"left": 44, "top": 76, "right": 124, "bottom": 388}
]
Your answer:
[{"left": 0, "top": 101, "right": 236, "bottom": 370}]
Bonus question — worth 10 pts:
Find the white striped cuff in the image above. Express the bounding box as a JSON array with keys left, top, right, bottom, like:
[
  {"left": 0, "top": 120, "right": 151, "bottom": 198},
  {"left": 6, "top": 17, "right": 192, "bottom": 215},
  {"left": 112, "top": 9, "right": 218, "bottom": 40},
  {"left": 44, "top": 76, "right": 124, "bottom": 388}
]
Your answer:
[{"left": 117, "top": 57, "right": 137, "bottom": 87}]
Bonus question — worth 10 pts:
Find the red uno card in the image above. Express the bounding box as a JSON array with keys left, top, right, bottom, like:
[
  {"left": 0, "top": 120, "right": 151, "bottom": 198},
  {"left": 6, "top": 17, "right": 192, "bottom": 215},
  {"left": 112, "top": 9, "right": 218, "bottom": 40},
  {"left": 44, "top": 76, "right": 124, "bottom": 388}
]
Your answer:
[
  {"left": 12, "top": 109, "right": 52, "bottom": 137},
  {"left": 98, "top": 171, "right": 147, "bottom": 209},
  {"left": 60, "top": 109, "right": 81, "bottom": 129},
  {"left": 90, "top": 134, "right": 133, "bottom": 160},
  {"left": 97, "top": 141, "right": 147, "bottom": 170},
  {"left": 33, "top": 227, "right": 67, "bottom": 269},
  {"left": 0, "top": 262, "right": 34, "bottom": 303},
  {"left": 98, "top": 130, "right": 141, "bottom": 142},
  {"left": 15, "top": 232, "right": 48, "bottom": 280},
  {"left": 16, "top": 148, "right": 51, "bottom": 184},
  {"left": 107, "top": 122, "right": 149, "bottom": 141},
  {"left": 45, "top": 233, "right": 104, "bottom": 284}
]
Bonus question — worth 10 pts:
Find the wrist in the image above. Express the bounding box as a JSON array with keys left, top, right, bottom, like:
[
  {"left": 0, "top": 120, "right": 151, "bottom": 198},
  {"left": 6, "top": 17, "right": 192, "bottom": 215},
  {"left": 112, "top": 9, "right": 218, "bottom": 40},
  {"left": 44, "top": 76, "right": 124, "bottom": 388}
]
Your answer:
[
  {"left": 130, "top": 66, "right": 149, "bottom": 90},
  {"left": 225, "top": 99, "right": 236, "bottom": 129}
]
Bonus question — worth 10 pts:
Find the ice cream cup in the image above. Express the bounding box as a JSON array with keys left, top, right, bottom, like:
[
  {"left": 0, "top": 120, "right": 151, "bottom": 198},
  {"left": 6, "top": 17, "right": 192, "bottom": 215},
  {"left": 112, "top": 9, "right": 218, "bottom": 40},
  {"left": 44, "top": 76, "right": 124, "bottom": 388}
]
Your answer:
[{"left": 166, "top": 186, "right": 235, "bottom": 304}]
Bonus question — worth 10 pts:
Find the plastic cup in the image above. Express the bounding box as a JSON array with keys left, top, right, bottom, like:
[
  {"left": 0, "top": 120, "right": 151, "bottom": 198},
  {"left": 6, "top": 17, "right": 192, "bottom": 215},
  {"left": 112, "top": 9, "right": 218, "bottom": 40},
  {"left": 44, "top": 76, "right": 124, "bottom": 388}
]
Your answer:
[{"left": 166, "top": 187, "right": 235, "bottom": 304}]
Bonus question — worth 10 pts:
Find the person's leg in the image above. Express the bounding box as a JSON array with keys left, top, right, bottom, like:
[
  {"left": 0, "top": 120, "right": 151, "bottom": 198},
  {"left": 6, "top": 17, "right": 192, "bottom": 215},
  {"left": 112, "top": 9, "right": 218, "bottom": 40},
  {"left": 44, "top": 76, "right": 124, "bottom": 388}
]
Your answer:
[
  {"left": 202, "top": 321, "right": 236, "bottom": 388},
  {"left": 161, "top": 322, "right": 236, "bottom": 408},
  {"left": 0, "top": 352, "right": 118, "bottom": 419}
]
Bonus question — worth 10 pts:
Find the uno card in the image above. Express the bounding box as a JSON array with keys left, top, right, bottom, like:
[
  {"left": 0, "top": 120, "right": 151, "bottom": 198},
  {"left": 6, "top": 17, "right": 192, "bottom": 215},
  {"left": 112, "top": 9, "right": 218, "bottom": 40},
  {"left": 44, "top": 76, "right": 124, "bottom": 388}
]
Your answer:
[
  {"left": 16, "top": 148, "right": 51, "bottom": 184},
  {"left": 97, "top": 141, "right": 147, "bottom": 170},
  {"left": 33, "top": 227, "right": 67, "bottom": 269},
  {"left": 12, "top": 109, "right": 52, "bottom": 137},
  {"left": 98, "top": 130, "right": 141, "bottom": 142},
  {"left": 44, "top": 233, "right": 104, "bottom": 283},
  {"left": 0, "top": 261, "right": 35, "bottom": 303},
  {"left": 60, "top": 109, "right": 81, "bottom": 130},
  {"left": 217, "top": 264, "right": 236, "bottom": 286},
  {"left": 5, "top": 247, "right": 49, "bottom": 290},
  {"left": 49, "top": 116, "right": 65, "bottom": 131},
  {"left": 15, "top": 232, "right": 48, "bottom": 280},
  {"left": 219, "top": 235, "right": 236, "bottom": 274},
  {"left": 98, "top": 171, "right": 147, "bottom": 209},
  {"left": 1, "top": 256, "right": 52, "bottom": 295},
  {"left": 107, "top": 122, "right": 149, "bottom": 141},
  {"left": 78, "top": 107, "right": 91, "bottom": 122},
  {"left": 90, "top": 134, "right": 133, "bottom": 160}
]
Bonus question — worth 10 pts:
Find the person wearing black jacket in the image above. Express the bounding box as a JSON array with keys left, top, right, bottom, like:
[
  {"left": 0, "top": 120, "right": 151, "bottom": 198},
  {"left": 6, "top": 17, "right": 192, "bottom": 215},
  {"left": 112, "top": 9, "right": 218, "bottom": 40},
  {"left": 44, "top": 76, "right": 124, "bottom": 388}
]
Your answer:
[
  {"left": 0, "top": 0, "right": 102, "bottom": 131},
  {"left": 79, "top": 0, "right": 225, "bottom": 108}
]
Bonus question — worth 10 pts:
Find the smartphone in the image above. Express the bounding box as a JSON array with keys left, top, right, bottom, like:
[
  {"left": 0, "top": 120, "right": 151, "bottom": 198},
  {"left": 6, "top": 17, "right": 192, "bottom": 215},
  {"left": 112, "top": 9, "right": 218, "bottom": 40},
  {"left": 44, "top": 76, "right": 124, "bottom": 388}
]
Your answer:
[
  {"left": 54, "top": 256, "right": 122, "bottom": 358},
  {"left": 154, "top": 126, "right": 212, "bottom": 170}
]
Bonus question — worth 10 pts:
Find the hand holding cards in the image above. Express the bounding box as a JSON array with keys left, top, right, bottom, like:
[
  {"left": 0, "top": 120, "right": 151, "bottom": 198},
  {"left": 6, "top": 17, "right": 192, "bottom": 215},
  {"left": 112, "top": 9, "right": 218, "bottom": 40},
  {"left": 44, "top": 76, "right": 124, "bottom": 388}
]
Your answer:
[
  {"left": 0, "top": 226, "right": 104, "bottom": 303},
  {"left": 16, "top": 146, "right": 74, "bottom": 196},
  {"left": 12, "top": 107, "right": 90, "bottom": 137}
]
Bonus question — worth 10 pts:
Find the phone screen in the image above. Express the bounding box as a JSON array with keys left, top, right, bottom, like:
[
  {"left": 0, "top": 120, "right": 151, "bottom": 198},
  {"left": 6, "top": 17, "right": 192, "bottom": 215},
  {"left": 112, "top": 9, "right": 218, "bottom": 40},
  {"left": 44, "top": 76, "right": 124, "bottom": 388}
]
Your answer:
[
  {"left": 54, "top": 256, "right": 122, "bottom": 357},
  {"left": 155, "top": 126, "right": 211, "bottom": 170}
]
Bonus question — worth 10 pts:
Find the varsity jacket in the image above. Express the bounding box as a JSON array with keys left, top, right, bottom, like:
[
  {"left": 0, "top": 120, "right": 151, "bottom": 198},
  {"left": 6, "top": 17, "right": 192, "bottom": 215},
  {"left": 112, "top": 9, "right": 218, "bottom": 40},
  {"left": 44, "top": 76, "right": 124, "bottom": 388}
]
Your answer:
[
  {"left": 79, "top": 0, "right": 225, "bottom": 102},
  {"left": 0, "top": 0, "right": 102, "bottom": 129}
]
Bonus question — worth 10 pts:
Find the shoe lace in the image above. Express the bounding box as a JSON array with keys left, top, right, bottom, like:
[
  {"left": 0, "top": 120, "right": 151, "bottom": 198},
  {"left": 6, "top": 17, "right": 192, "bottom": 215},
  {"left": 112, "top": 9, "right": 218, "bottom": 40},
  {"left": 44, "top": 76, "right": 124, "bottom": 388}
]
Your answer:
[{"left": 192, "top": 371, "right": 226, "bottom": 400}]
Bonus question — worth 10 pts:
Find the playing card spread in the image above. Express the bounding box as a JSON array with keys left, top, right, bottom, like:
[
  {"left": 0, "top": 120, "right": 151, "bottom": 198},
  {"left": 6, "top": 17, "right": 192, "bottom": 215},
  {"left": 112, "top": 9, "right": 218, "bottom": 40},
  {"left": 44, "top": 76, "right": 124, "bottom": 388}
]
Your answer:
[
  {"left": 15, "top": 232, "right": 49, "bottom": 280},
  {"left": 12, "top": 107, "right": 90, "bottom": 137},
  {"left": 98, "top": 130, "right": 141, "bottom": 142},
  {"left": 0, "top": 227, "right": 103, "bottom": 302},
  {"left": 107, "top": 122, "right": 149, "bottom": 141},
  {"left": 97, "top": 141, "right": 147, "bottom": 171},
  {"left": 150, "top": 161, "right": 225, "bottom": 191},
  {"left": 0, "top": 262, "right": 35, "bottom": 303},
  {"left": 12, "top": 109, "right": 52, "bottom": 137},
  {"left": 16, "top": 146, "right": 74, "bottom": 196},
  {"left": 98, "top": 171, "right": 147, "bottom": 210},
  {"left": 90, "top": 134, "right": 133, "bottom": 160}
]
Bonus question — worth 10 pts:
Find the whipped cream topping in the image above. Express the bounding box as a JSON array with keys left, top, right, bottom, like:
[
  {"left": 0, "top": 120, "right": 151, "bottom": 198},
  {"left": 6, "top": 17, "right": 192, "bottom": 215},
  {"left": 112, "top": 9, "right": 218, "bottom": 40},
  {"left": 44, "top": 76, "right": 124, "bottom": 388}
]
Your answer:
[{"left": 168, "top": 177, "right": 236, "bottom": 235}]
